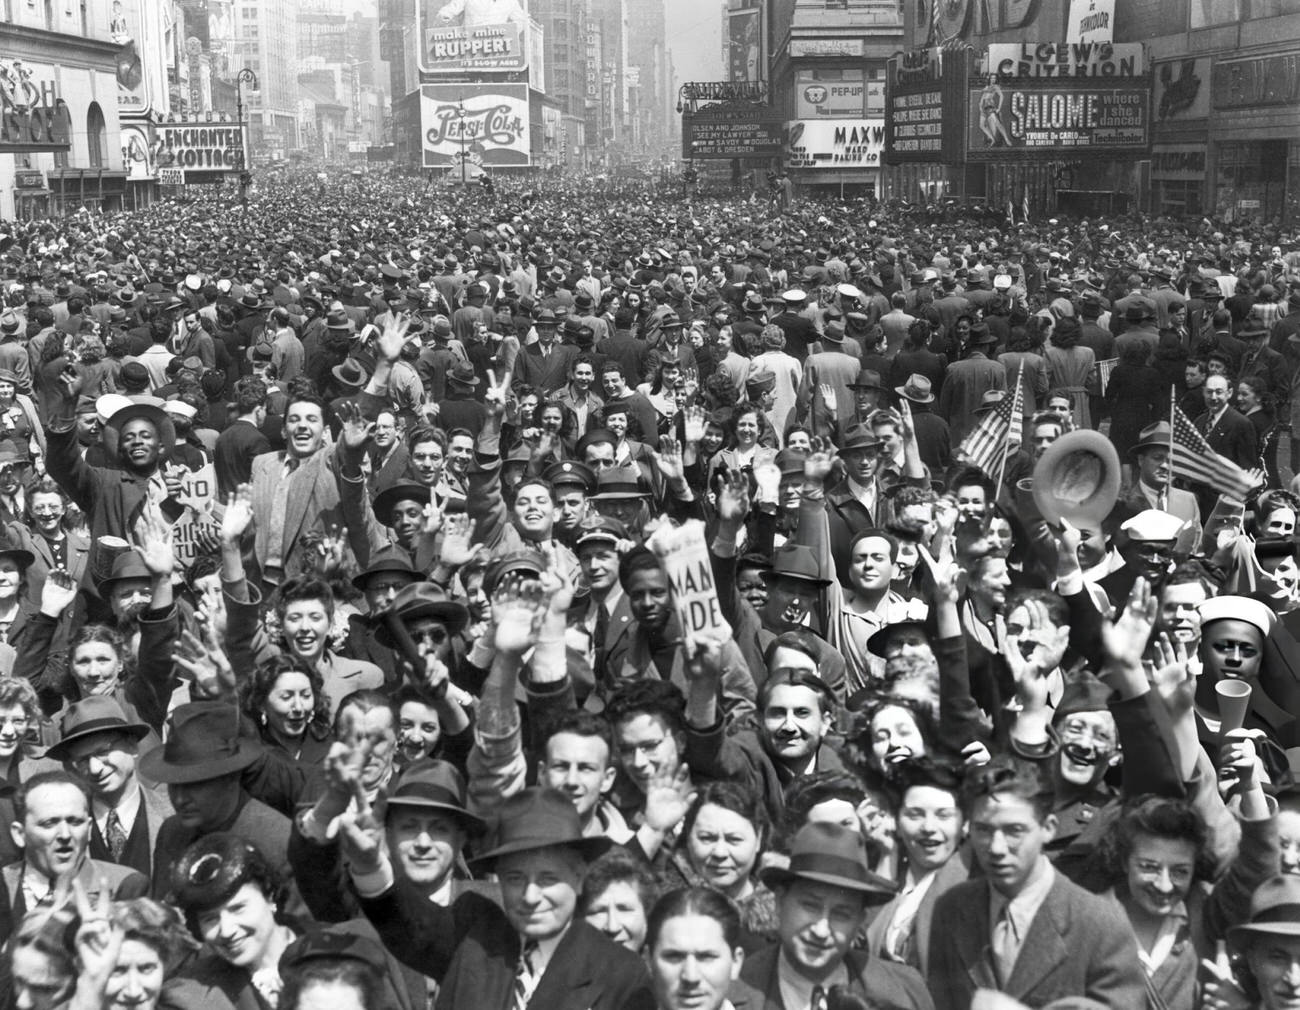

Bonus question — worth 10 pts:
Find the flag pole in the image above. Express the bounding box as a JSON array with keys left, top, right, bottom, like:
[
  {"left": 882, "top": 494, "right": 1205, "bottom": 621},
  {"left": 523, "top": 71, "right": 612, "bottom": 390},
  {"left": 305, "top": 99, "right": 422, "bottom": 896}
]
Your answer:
[
  {"left": 1165, "top": 384, "right": 1175, "bottom": 507},
  {"left": 994, "top": 361, "right": 1023, "bottom": 497}
]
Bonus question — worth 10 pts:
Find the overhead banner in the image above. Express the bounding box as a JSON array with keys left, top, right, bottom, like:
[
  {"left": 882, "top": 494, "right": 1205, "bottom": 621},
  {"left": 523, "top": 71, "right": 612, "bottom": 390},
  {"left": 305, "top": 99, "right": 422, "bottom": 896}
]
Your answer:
[
  {"left": 785, "top": 120, "right": 884, "bottom": 170},
  {"left": 727, "top": 8, "right": 761, "bottom": 83},
  {"left": 421, "top": 84, "right": 530, "bottom": 168},
  {"left": 984, "top": 43, "right": 1144, "bottom": 79},
  {"left": 424, "top": 23, "right": 527, "bottom": 72},
  {"left": 795, "top": 70, "right": 866, "bottom": 118},
  {"left": 682, "top": 106, "right": 784, "bottom": 159},
  {"left": 1066, "top": 0, "right": 1116, "bottom": 43},
  {"left": 966, "top": 84, "right": 1149, "bottom": 158}
]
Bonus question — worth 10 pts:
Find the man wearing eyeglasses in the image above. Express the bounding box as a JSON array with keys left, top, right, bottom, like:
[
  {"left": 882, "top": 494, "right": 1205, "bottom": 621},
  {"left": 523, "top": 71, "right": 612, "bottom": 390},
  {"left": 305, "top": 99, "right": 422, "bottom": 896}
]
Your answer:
[{"left": 41, "top": 697, "right": 171, "bottom": 882}]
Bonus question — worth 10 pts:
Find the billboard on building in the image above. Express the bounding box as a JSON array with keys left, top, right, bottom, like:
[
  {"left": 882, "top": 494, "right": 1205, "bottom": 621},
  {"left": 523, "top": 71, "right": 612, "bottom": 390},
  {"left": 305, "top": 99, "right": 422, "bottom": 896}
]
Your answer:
[
  {"left": 417, "top": 0, "right": 531, "bottom": 74},
  {"left": 983, "top": 43, "right": 1145, "bottom": 79},
  {"left": 965, "top": 83, "right": 1149, "bottom": 158},
  {"left": 795, "top": 70, "right": 866, "bottom": 118},
  {"left": 883, "top": 48, "right": 967, "bottom": 165},
  {"left": 784, "top": 120, "right": 885, "bottom": 170},
  {"left": 1066, "top": 0, "right": 1115, "bottom": 42},
  {"left": 152, "top": 115, "right": 249, "bottom": 179},
  {"left": 421, "top": 84, "right": 530, "bottom": 168},
  {"left": 110, "top": 0, "right": 170, "bottom": 114},
  {"left": 1153, "top": 58, "right": 1209, "bottom": 121},
  {"left": 0, "top": 59, "right": 71, "bottom": 154},
  {"left": 728, "top": 8, "right": 762, "bottom": 83}
]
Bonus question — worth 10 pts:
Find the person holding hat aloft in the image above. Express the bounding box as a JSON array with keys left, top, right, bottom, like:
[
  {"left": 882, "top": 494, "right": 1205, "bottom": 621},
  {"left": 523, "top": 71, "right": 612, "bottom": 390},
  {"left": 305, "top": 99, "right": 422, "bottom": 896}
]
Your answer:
[{"left": 340, "top": 784, "right": 651, "bottom": 1010}]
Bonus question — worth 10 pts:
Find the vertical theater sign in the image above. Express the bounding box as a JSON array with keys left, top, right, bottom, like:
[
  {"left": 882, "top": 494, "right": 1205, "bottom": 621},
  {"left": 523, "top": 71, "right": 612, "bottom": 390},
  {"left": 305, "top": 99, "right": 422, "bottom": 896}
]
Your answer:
[{"left": 0, "top": 59, "right": 71, "bottom": 153}]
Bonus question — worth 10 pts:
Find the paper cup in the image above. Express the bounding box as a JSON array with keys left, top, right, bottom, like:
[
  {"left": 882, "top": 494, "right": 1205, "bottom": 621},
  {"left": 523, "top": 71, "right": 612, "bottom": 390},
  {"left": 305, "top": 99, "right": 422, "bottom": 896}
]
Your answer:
[
  {"left": 1216, "top": 679, "right": 1252, "bottom": 735},
  {"left": 91, "top": 535, "right": 132, "bottom": 586}
]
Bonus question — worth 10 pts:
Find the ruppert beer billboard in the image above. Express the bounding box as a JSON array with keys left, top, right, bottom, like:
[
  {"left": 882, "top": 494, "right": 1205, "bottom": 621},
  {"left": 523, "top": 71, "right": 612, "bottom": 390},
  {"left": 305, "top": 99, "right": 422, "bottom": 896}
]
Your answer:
[{"left": 417, "top": 0, "right": 532, "bottom": 73}]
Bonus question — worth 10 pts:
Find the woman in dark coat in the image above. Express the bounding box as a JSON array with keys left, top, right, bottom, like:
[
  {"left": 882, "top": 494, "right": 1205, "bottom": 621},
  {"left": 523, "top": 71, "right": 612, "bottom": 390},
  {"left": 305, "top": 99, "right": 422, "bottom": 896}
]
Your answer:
[{"left": 1105, "top": 340, "right": 1165, "bottom": 484}]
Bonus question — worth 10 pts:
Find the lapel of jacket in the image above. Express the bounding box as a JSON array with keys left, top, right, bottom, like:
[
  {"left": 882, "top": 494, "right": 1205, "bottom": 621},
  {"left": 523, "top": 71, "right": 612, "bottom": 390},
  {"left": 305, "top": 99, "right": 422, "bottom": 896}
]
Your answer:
[
  {"left": 1005, "top": 876, "right": 1071, "bottom": 999},
  {"left": 738, "top": 945, "right": 786, "bottom": 1010},
  {"left": 528, "top": 921, "right": 598, "bottom": 1009},
  {"left": 281, "top": 452, "right": 323, "bottom": 555},
  {"left": 950, "top": 880, "right": 998, "bottom": 993},
  {"left": 915, "top": 848, "right": 974, "bottom": 967}
]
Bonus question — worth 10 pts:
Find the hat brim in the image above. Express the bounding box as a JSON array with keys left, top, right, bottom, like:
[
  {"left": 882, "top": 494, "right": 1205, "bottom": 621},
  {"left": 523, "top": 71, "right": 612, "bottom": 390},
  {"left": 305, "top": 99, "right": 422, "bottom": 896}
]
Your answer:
[
  {"left": 373, "top": 601, "right": 470, "bottom": 647},
  {"left": 761, "top": 570, "right": 832, "bottom": 588},
  {"left": 448, "top": 373, "right": 480, "bottom": 387},
  {"left": 138, "top": 746, "right": 259, "bottom": 785},
  {"left": 1032, "top": 430, "right": 1121, "bottom": 527},
  {"left": 894, "top": 385, "right": 934, "bottom": 403},
  {"left": 592, "top": 490, "right": 648, "bottom": 500},
  {"left": 866, "top": 619, "right": 927, "bottom": 658},
  {"left": 469, "top": 833, "right": 611, "bottom": 869},
  {"left": 378, "top": 795, "right": 487, "bottom": 833},
  {"left": 373, "top": 485, "right": 433, "bottom": 519},
  {"left": 0, "top": 547, "right": 34, "bottom": 570},
  {"left": 351, "top": 559, "right": 421, "bottom": 591},
  {"left": 759, "top": 865, "right": 896, "bottom": 903},
  {"left": 102, "top": 404, "right": 177, "bottom": 459},
  {"left": 45, "top": 719, "right": 152, "bottom": 761},
  {"left": 1229, "top": 921, "right": 1300, "bottom": 941},
  {"left": 331, "top": 365, "right": 367, "bottom": 387}
]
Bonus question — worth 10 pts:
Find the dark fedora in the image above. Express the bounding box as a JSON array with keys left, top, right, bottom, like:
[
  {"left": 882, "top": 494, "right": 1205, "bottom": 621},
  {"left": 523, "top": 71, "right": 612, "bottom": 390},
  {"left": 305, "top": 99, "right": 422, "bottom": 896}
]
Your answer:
[
  {"left": 1032, "top": 429, "right": 1121, "bottom": 527},
  {"left": 0, "top": 530, "right": 33, "bottom": 572},
  {"left": 325, "top": 308, "right": 353, "bottom": 331},
  {"left": 350, "top": 544, "right": 421, "bottom": 592},
  {"left": 866, "top": 618, "right": 928, "bottom": 658},
  {"left": 469, "top": 787, "right": 611, "bottom": 869},
  {"left": 592, "top": 466, "right": 649, "bottom": 500},
  {"left": 1129, "top": 420, "right": 1173, "bottom": 457},
  {"left": 848, "top": 368, "right": 883, "bottom": 391},
  {"left": 448, "top": 362, "right": 479, "bottom": 388},
  {"left": 760, "top": 821, "right": 896, "bottom": 902},
  {"left": 762, "top": 543, "right": 831, "bottom": 587},
  {"left": 99, "top": 550, "right": 152, "bottom": 598},
  {"left": 331, "top": 358, "right": 368, "bottom": 390},
  {"left": 378, "top": 758, "right": 485, "bottom": 831},
  {"left": 374, "top": 582, "right": 469, "bottom": 648},
  {"left": 139, "top": 702, "right": 258, "bottom": 784},
  {"left": 102, "top": 397, "right": 176, "bottom": 459},
  {"left": 895, "top": 374, "right": 935, "bottom": 404},
  {"left": 45, "top": 696, "right": 151, "bottom": 762},
  {"left": 840, "top": 423, "right": 882, "bottom": 453},
  {"left": 372, "top": 481, "right": 432, "bottom": 521}
]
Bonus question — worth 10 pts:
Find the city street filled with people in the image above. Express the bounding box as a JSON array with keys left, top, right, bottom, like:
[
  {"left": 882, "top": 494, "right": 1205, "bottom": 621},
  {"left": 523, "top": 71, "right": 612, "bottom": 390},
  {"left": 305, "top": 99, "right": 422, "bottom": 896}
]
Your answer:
[{"left": 2, "top": 167, "right": 1300, "bottom": 1010}]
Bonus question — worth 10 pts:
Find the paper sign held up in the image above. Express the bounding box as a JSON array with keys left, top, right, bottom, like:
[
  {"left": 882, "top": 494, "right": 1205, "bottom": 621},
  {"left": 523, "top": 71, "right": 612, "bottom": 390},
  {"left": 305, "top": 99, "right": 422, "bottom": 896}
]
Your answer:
[{"left": 648, "top": 520, "right": 733, "bottom": 643}]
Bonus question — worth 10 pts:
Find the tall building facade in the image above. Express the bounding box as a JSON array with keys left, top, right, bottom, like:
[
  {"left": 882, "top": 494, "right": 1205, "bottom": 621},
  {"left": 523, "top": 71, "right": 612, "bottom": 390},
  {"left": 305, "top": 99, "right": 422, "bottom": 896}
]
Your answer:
[
  {"left": 626, "top": 0, "right": 671, "bottom": 156},
  {"left": 230, "top": 0, "right": 300, "bottom": 157}
]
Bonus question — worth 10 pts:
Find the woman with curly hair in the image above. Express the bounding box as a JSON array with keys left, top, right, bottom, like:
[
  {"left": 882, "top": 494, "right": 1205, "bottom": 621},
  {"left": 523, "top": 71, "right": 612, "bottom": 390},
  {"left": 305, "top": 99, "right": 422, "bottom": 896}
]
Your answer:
[
  {"left": 240, "top": 655, "right": 332, "bottom": 769},
  {"left": 1239, "top": 375, "right": 1279, "bottom": 488}
]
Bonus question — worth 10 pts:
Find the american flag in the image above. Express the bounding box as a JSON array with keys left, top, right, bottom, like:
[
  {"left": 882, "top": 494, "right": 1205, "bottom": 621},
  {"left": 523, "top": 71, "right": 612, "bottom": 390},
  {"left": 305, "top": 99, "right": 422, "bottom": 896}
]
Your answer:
[
  {"left": 957, "top": 364, "right": 1024, "bottom": 479},
  {"left": 1170, "top": 405, "right": 1258, "bottom": 500},
  {"left": 1095, "top": 357, "right": 1118, "bottom": 395},
  {"left": 1022, "top": 185, "right": 1030, "bottom": 224}
]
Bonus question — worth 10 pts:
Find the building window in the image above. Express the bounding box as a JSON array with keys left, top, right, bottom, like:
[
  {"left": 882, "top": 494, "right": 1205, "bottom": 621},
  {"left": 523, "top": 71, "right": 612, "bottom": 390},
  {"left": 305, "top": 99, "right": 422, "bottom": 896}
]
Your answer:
[
  {"left": 44, "top": 0, "right": 53, "bottom": 28},
  {"left": 87, "top": 102, "right": 107, "bottom": 168}
]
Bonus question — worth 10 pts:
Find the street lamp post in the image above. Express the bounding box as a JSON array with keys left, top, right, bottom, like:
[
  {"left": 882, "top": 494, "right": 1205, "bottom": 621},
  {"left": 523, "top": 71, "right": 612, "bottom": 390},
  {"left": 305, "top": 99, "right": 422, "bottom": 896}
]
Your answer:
[
  {"left": 456, "top": 97, "right": 467, "bottom": 186},
  {"left": 235, "top": 68, "right": 259, "bottom": 207}
]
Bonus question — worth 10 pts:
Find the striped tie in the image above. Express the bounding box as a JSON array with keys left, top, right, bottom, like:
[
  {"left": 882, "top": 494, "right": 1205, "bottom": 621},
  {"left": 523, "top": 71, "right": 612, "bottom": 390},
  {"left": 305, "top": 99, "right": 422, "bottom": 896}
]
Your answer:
[{"left": 512, "top": 939, "right": 540, "bottom": 1010}]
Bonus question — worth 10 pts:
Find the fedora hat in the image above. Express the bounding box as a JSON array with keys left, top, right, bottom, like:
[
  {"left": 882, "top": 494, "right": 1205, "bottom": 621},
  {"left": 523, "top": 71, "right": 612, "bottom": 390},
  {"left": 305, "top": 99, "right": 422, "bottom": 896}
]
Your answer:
[
  {"left": 1032, "top": 429, "right": 1121, "bottom": 527},
  {"left": 448, "top": 362, "right": 480, "bottom": 387},
  {"left": 102, "top": 397, "right": 176, "bottom": 460},
  {"left": 98, "top": 550, "right": 152, "bottom": 597},
  {"left": 350, "top": 544, "right": 421, "bottom": 592},
  {"left": 373, "top": 582, "right": 469, "bottom": 648},
  {"left": 139, "top": 702, "right": 258, "bottom": 784},
  {"left": 760, "top": 822, "right": 896, "bottom": 901},
  {"left": 325, "top": 308, "right": 352, "bottom": 331},
  {"left": 331, "top": 358, "right": 368, "bottom": 390},
  {"left": 469, "top": 787, "right": 611, "bottom": 869},
  {"left": 377, "top": 758, "right": 485, "bottom": 831},
  {"left": 372, "top": 481, "right": 432, "bottom": 522},
  {"left": 840, "top": 423, "right": 882, "bottom": 453},
  {"left": 1129, "top": 421, "right": 1173, "bottom": 458},
  {"left": 866, "top": 617, "right": 929, "bottom": 658},
  {"left": 1229, "top": 875, "right": 1300, "bottom": 941},
  {"left": 895, "top": 374, "right": 935, "bottom": 404},
  {"left": 45, "top": 696, "right": 151, "bottom": 762},
  {"left": 762, "top": 544, "right": 831, "bottom": 587},
  {"left": 848, "top": 368, "right": 883, "bottom": 390},
  {"left": 974, "top": 389, "right": 1007, "bottom": 414},
  {"left": 592, "top": 466, "right": 649, "bottom": 501}
]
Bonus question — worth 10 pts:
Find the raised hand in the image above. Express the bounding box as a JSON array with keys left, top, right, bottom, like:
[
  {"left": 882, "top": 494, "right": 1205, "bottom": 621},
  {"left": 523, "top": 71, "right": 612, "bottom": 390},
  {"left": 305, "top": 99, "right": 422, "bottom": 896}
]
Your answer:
[
  {"left": 683, "top": 635, "right": 724, "bottom": 686},
  {"left": 818, "top": 383, "right": 838, "bottom": 419},
  {"left": 918, "top": 547, "right": 961, "bottom": 606},
  {"left": 683, "top": 404, "right": 707, "bottom": 445},
  {"left": 172, "top": 624, "right": 236, "bottom": 699},
  {"left": 652, "top": 436, "right": 686, "bottom": 483},
  {"left": 133, "top": 512, "right": 175, "bottom": 577},
  {"left": 439, "top": 513, "right": 479, "bottom": 568},
  {"left": 1100, "top": 577, "right": 1157, "bottom": 669},
  {"left": 897, "top": 398, "right": 916, "bottom": 442},
  {"left": 491, "top": 574, "right": 547, "bottom": 655},
  {"left": 197, "top": 581, "right": 228, "bottom": 644},
  {"left": 373, "top": 311, "right": 413, "bottom": 363},
  {"left": 162, "top": 462, "right": 186, "bottom": 500},
  {"left": 70, "top": 877, "right": 123, "bottom": 1001},
  {"left": 39, "top": 567, "right": 78, "bottom": 618},
  {"left": 642, "top": 761, "right": 695, "bottom": 833},
  {"left": 221, "top": 484, "right": 254, "bottom": 545},
  {"left": 715, "top": 469, "right": 751, "bottom": 525},
  {"left": 538, "top": 541, "right": 576, "bottom": 619},
  {"left": 313, "top": 524, "right": 346, "bottom": 576},
  {"left": 421, "top": 501, "right": 444, "bottom": 538},
  {"left": 803, "top": 436, "right": 837, "bottom": 484},
  {"left": 337, "top": 400, "right": 375, "bottom": 454}
]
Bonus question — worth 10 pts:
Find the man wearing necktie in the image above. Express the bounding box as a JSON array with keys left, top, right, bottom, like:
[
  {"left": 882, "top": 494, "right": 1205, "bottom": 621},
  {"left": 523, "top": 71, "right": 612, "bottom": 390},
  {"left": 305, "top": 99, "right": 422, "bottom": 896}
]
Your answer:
[
  {"left": 730, "top": 821, "right": 934, "bottom": 1010},
  {"left": 347, "top": 786, "right": 652, "bottom": 1010},
  {"left": 0, "top": 770, "right": 148, "bottom": 944},
  {"left": 926, "top": 756, "right": 1144, "bottom": 1010}
]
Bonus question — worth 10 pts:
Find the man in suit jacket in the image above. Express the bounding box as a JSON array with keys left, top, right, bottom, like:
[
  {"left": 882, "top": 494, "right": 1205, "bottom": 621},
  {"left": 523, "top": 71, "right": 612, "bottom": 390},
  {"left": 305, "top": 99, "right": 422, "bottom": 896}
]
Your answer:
[
  {"left": 515, "top": 311, "right": 577, "bottom": 393},
  {"left": 44, "top": 697, "right": 173, "bottom": 882},
  {"left": 1120, "top": 421, "right": 1202, "bottom": 556},
  {"left": 1, "top": 770, "right": 149, "bottom": 942},
  {"left": 927, "top": 756, "right": 1145, "bottom": 1010},
  {"left": 1195, "top": 373, "right": 1258, "bottom": 470},
  {"left": 350, "top": 787, "right": 652, "bottom": 1010},
  {"left": 250, "top": 391, "right": 353, "bottom": 584},
  {"left": 730, "top": 822, "right": 934, "bottom": 1010}
]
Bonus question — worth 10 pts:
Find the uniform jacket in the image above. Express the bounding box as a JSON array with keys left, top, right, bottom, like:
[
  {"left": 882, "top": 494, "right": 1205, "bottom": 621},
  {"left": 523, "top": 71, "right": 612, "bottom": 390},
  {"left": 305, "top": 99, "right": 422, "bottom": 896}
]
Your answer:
[{"left": 926, "top": 871, "right": 1146, "bottom": 1010}]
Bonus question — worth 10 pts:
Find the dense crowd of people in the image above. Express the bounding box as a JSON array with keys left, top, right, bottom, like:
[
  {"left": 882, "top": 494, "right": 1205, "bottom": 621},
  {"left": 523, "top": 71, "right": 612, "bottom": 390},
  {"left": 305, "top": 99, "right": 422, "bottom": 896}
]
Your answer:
[{"left": 0, "top": 167, "right": 1297, "bottom": 1010}]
